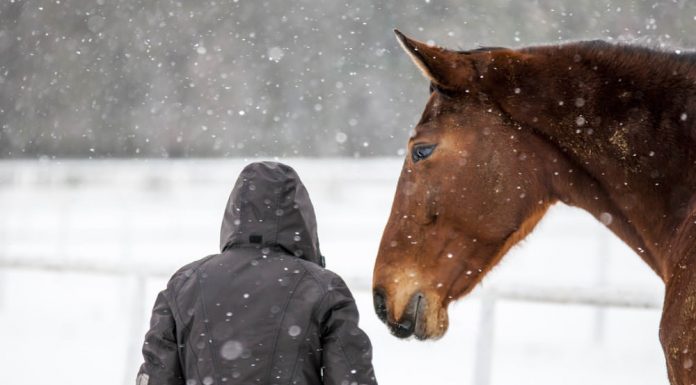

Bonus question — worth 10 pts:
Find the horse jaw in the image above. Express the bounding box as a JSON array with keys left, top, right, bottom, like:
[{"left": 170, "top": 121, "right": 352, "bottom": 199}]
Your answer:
[{"left": 374, "top": 199, "right": 554, "bottom": 341}]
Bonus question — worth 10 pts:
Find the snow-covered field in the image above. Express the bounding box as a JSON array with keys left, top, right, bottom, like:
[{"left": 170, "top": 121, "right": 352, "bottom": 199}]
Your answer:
[{"left": 0, "top": 159, "right": 667, "bottom": 385}]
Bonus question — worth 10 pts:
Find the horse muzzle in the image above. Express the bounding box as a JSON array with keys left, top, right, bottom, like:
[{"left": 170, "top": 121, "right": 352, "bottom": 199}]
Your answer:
[{"left": 373, "top": 288, "right": 428, "bottom": 339}]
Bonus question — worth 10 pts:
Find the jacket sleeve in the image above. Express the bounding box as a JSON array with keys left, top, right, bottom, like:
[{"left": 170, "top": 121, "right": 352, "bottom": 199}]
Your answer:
[
  {"left": 136, "top": 289, "right": 184, "bottom": 385},
  {"left": 319, "top": 277, "right": 378, "bottom": 385}
]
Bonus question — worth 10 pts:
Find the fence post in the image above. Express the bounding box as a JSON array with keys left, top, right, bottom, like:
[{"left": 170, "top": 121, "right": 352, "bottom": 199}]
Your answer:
[
  {"left": 0, "top": 177, "right": 7, "bottom": 312},
  {"left": 120, "top": 170, "right": 140, "bottom": 385},
  {"left": 123, "top": 274, "right": 147, "bottom": 385},
  {"left": 593, "top": 229, "right": 611, "bottom": 343},
  {"left": 473, "top": 291, "right": 497, "bottom": 385}
]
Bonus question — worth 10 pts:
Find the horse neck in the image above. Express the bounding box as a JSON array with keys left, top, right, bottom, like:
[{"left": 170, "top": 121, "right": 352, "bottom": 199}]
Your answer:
[
  {"left": 515, "top": 100, "right": 696, "bottom": 282},
  {"left": 488, "top": 45, "right": 696, "bottom": 281},
  {"left": 548, "top": 142, "right": 696, "bottom": 282},
  {"left": 537, "top": 140, "right": 669, "bottom": 279}
]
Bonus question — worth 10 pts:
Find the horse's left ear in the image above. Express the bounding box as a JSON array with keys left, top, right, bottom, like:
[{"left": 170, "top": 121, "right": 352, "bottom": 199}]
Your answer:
[{"left": 394, "top": 29, "right": 477, "bottom": 91}]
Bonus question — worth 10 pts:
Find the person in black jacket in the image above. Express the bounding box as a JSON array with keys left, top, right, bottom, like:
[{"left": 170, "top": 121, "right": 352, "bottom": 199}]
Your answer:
[{"left": 136, "top": 161, "right": 378, "bottom": 385}]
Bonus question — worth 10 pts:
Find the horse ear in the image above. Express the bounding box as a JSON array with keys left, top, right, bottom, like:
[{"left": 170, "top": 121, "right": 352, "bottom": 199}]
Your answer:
[{"left": 394, "top": 29, "right": 475, "bottom": 91}]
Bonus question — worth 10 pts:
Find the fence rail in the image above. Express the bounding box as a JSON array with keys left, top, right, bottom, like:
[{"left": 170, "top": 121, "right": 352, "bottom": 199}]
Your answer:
[{"left": 0, "top": 255, "right": 663, "bottom": 309}]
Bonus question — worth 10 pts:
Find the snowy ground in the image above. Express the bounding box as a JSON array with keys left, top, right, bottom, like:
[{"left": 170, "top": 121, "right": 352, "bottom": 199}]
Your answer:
[{"left": 0, "top": 159, "right": 667, "bottom": 385}]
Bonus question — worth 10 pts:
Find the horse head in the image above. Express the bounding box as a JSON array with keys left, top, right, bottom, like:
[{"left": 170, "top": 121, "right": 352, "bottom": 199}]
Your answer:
[{"left": 373, "top": 31, "right": 565, "bottom": 339}]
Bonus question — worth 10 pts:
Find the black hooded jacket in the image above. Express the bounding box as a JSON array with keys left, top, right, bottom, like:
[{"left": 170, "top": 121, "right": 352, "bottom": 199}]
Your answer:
[{"left": 137, "top": 162, "right": 377, "bottom": 385}]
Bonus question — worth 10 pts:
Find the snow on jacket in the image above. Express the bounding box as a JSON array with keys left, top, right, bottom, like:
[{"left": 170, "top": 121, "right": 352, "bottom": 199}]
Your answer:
[{"left": 136, "top": 161, "right": 377, "bottom": 385}]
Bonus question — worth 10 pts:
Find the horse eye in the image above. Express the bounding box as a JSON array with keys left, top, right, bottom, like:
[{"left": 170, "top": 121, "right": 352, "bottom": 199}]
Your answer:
[{"left": 412, "top": 144, "right": 437, "bottom": 163}]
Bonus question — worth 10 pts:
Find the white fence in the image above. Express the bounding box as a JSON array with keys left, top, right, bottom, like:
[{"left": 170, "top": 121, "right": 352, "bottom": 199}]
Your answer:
[
  {"left": 0, "top": 159, "right": 667, "bottom": 385},
  {"left": 0, "top": 255, "right": 663, "bottom": 385}
]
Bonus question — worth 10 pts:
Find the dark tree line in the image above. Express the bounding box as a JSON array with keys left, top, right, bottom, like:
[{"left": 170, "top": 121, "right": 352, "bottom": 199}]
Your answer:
[{"left": 1, "top": 0, "right": 695, "bottom": 158}]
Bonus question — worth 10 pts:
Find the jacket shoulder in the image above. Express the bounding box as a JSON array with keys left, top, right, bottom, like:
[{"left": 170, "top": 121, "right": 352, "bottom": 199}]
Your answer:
[
  {"left": 166, "top": 254, "right": 218, "bottom": 291},
  {"left": 297, "top": 260, "right": 354, "bottom": 298}
]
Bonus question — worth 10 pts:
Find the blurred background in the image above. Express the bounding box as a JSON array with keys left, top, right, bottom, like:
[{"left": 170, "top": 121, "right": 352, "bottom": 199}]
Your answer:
[
  {"left": 0, "top": 0, "right": 690, "bottom": 384},
  {"left": 2, "top": 0, "right": 696, "bottom": 158}
]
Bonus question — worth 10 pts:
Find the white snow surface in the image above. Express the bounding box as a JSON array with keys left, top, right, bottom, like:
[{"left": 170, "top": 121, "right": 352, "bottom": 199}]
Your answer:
[{"left": 0, "top": 158, "right": 667, "bottom": 385}]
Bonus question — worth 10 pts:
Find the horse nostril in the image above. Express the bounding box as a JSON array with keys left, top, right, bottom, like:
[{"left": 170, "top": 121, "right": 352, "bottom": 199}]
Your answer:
[
  {"left": 390, "top": 292, "right": 424, "bottom": 339},
  {"left": 391, "top": 319, "right": 415, "bottom": 338},
  {"left": 373, "top": 288, "right": 388, "bottom": 323}
]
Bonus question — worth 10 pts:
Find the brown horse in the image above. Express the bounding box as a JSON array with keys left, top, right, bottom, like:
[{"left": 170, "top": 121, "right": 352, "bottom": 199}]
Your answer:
[{"left": 372, "top": 30, "right": 696, "bottom": 384}]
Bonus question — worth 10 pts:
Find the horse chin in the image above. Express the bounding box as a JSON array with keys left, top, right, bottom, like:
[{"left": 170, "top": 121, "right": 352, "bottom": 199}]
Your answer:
[{"left": 418, "top": 303, "right": 450, "bottom": 340}]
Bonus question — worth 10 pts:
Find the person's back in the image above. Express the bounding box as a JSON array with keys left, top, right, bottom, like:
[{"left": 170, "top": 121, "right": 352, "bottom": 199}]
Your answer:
[{"left": 137, "top": 162, "right": 377, "bottom": 385}]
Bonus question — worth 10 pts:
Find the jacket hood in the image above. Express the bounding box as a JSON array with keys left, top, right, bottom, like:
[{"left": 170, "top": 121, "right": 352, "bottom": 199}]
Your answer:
[{"left": 220, "top": 161, "right": 324, "bottom": 266}]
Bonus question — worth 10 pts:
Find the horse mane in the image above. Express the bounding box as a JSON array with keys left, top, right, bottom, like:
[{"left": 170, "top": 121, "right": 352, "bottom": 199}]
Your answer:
[
  {"left": 459, "top": 40, "right": 696, "bottom": 82},
  {"left": 566, "top": 40, "right": 696, "bottom": 74},
  {"left": 458, "top": 46, "right": 507, "bottom": 54}
]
